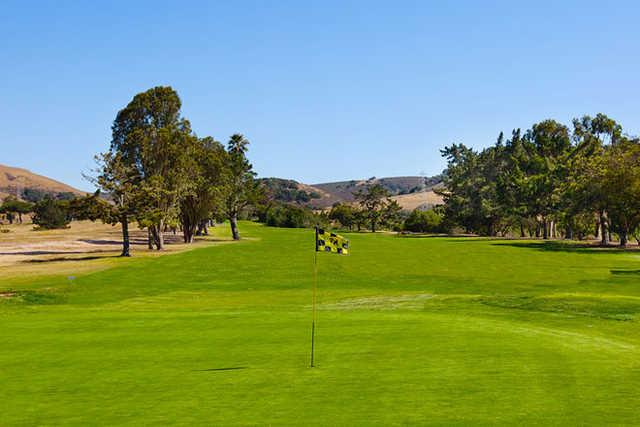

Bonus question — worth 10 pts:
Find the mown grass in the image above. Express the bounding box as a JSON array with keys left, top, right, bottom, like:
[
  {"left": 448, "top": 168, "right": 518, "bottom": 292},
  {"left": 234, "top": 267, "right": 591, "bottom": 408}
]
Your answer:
[{"left": 2, "top": 222, "right": 640, "bottom": 425}]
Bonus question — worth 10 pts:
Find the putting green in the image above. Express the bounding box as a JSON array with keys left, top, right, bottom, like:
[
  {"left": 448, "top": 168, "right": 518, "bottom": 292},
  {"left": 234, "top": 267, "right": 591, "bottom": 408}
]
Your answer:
[{"left": 2, "top": 222, "right": 640, "bottom": 425}]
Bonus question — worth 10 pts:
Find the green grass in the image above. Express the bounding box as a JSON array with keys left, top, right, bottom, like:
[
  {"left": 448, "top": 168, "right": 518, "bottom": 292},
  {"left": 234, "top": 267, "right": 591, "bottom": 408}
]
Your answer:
[{"left": 2, "top": 222, "right": 640, "bottom": 425}]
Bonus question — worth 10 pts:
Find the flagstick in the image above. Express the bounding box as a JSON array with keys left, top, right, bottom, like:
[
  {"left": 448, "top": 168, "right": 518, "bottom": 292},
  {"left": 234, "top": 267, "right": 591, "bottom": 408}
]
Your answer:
[{"left": 310, "top": 227, "right": 319, "bottom": 368}]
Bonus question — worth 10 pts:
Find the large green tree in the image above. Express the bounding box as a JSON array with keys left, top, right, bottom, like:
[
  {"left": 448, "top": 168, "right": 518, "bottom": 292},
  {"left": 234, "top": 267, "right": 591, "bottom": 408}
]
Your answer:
[
  {"left": 109, "top": 86, "right": 193, "bottom": 250},
  {"left": 523, "top": 119, "right": 572, "bottom": 239},
  {"left": 570, "top": 114, "right": 624, "bottom": 244},
  {"left": 179, "top": 136, "right": 227, "bottom": 243}
]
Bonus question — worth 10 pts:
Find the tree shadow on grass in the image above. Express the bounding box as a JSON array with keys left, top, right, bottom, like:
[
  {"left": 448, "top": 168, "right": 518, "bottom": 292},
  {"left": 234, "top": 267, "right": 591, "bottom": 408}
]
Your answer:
[
  {"left": 490, "top": 240, "right": 630, "bottom": 254},
  {"left": 396, "top": 233, "right": 475, "bottom": 239},
  {"left": 78, "top": 238, "right": 148, "bottom": 245},
  {"left": 21, "top": 255, "right": 121, "bottom": 263}
]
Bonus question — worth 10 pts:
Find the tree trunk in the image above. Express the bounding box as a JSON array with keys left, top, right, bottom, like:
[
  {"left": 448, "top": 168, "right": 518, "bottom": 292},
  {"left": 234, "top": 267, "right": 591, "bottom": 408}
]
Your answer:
[
  {"left": 520, "top": 223, "right": 525, "bottom": 238},
  {"left": 487, "top": 221, "right": 495, "bottom": 237},
  {"left": 148, "top": 228, "right": 154, "bottom": 250},
  {"left": 371, "top": 219, "right": 376, "bottom": 233},
  {"left": 181, "top": 215, "right": 196, "bottom": 243},
  {"left": 149, "top": 224, "right": 164, "bottom": 250},
  {"left": 599, "top": 211, "right": 609, "bottom": 246},
  {"left": 565, "top": 223, "right": 573, "bottom": 240},
  {"left": 620, "top": 231, "right": 628, "bottom": 247},
  {"left": 543, "top": 218, "right": 549, "bottom": 240},
  {"left": 196, "top": 220, "right": 209, "bottom": 236},
  {"left": 156, "top": 220, "right": 164, "bottom": 250},
  {"left": 121, "top": 216, "right": 131, "bottom": 257},
  {"left": 183, "top": 225, "right": 195, "bottom": 243},
  {"left": 230, "top": 215, "right": 240, "bottom": 240}
]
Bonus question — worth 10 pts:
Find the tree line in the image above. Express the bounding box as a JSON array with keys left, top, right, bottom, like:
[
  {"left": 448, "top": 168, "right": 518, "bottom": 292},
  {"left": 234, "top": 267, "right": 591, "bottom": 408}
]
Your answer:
[{"left": 438, "top": 113, "right": 640, "bottom": 246}]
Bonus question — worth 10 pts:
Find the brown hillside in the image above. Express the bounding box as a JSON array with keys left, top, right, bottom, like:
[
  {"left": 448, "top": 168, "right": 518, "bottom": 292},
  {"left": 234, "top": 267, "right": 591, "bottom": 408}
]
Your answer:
[
  {"left": 308, "top": 176, "right": 443, "bottom": 209},
  {"left": 390, "top": 191, "right": 443, "bottom": 211},
  {"left": 0, "top": 164, "right": 85, "bottom": 200}
]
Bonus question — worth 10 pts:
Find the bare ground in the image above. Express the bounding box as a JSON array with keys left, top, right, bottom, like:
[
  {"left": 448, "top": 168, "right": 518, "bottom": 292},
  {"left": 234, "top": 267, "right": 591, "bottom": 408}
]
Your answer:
[{"left": 0, "top": 220, "right": 229, "bottom": 280}]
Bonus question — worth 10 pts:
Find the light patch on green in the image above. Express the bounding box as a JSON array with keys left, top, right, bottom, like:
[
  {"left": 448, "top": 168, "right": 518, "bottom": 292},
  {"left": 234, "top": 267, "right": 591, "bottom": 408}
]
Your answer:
[{"left": 319, "top": 293, "right": 434, "bottom": 310}]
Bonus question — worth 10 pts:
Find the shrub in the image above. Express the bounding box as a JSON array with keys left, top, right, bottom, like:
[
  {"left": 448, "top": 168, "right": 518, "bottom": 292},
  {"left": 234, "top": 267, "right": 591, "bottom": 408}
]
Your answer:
[
  {"left": 32, "top": 197, "right": 71, "bottom": 229},
  {"left": 264, "top": 204, "right": 324, "bottom": 228},
  {"left": 403, "top": 208, "right": 443, "bottom": 233}
]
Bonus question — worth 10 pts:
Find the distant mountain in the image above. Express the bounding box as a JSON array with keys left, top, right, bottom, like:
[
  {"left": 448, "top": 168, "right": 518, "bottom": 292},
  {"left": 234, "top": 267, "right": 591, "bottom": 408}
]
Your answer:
[
  {"left": 0, "top": 164, "right": 86, "bottom": 201},
  {"left": 261, "top": 175, "right": 444, "bottom": 210}
]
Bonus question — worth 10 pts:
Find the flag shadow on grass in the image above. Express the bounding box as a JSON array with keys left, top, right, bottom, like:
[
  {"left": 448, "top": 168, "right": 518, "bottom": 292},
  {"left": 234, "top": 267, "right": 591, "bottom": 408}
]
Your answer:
[
  {"left": 611, "top": 270, "right": 640, "bottom": 275},
  {"left": 193, "top": 367, "right": 247, "bottom": 372}
]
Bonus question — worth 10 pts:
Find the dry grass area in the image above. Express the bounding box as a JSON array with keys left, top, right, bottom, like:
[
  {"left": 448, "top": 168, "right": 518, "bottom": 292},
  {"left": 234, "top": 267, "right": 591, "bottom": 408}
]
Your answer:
[
  {"left": 0, "top": 220, "right": 229, "bottom": 281},
  {"left": 390, "top": 190, "right": 443, "bottom": 210}
]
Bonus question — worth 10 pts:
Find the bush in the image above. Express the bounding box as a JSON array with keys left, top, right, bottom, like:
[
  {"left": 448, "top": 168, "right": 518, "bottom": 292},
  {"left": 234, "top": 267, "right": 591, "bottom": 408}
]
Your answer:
[
  {"left": 32, "top": 197, "right": 71, "bottom": 229},
  {"left": 328, "top": 203, "right": 355, "bottom": 230},
  {"left": 403, "top": 209, "right": 443, "bottom": 233},
  {"left": 264, "top": 204, "right": 323, "bottom": 228}
]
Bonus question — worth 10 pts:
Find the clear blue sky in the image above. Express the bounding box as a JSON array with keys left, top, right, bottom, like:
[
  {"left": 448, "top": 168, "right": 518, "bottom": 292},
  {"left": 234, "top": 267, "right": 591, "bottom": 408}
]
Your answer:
[{"left": 2, "top": 1, "right": 639, "bottom": 191}]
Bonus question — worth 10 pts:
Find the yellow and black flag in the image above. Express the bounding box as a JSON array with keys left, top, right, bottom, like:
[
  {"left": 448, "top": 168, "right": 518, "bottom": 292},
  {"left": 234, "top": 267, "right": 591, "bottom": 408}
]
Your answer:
[{"left": 315, "top": 227, "right": 349, "bottom": 255}]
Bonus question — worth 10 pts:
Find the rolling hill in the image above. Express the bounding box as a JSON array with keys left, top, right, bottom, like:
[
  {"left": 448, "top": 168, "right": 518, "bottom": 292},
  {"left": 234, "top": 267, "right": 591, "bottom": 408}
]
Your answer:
[
  {"left": 261, "top": 175, "right": 444, "bottom": 210},
  {"left": 0, "top": 164, "right": 85, "bottom": 201}
]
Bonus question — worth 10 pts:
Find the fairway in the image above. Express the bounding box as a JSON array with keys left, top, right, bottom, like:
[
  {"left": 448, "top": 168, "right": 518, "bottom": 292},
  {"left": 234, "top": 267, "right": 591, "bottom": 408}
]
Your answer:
[{"left": 2, "top": 222, "right": 640, "bottom": 425}]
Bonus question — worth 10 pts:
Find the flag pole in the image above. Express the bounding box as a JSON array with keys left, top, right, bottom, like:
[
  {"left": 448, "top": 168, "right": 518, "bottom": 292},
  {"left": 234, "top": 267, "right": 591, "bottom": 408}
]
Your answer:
[{"left": 310, "top": 226, "right": 319, "bottom": 368}]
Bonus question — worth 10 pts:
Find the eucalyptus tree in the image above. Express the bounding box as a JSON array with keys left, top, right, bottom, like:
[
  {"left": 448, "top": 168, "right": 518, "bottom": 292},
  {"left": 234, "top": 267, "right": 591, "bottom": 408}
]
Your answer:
[
  {"left": 109, "top": 86, "right": 193, "bottom": 250},
  {"left": 179, "top": 136, "right": 227, "bottom": 243},
  {"left": 571, "top": 114, "right": 624, "bottom": 244},
  {"left": 522, "top": 119, "right": 572, "bottom": 238}
]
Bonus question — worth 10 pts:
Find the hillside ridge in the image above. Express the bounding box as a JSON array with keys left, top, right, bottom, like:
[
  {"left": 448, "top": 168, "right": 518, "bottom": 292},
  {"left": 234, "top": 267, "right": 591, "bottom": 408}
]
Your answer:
[
  {"left": 0, "top": 164, "right": 85, "bottom": 200},
  {"left": 262, "top": 175, "right": 443, "bottom": 210}
]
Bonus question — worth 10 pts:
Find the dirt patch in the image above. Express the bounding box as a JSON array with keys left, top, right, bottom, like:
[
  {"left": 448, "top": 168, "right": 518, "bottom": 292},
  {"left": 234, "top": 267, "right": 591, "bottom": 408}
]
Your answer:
[{"left": 0, "top": 221, "right": 227, "bottom": 277}]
